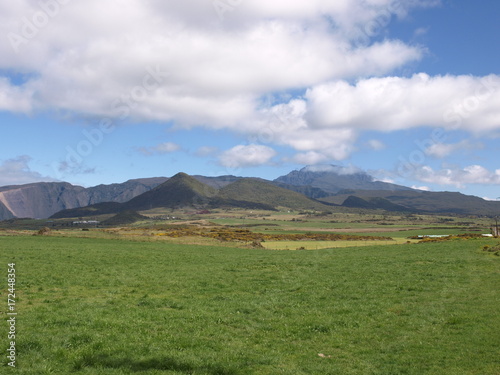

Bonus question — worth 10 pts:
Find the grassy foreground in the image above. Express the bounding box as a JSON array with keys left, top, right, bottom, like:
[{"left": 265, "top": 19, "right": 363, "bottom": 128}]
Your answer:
[{"left": 1, "top": 236, "right": 499, "bottom": 374}]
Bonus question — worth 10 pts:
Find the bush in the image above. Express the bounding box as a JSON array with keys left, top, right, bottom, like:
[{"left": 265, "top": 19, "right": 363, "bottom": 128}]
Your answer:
[
  {"left": 34, "top": 227, "right": 51, "bottom": 236},
  {"left": 483, "top": 244, "right": 500, "bottom": 256}
]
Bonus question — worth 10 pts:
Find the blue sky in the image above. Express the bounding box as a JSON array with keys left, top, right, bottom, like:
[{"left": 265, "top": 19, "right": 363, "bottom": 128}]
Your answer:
[{"left": 0, "top": 0, "right": 499, "bottom": 199}]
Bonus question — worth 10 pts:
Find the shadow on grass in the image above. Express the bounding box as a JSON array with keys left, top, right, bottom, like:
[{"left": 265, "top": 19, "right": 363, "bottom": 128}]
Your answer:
[{"left": 74, "top": 353, "right": 241, "bottom": 374}]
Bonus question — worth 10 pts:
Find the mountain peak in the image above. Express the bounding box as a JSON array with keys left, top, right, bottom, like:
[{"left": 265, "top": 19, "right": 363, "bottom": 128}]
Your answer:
[
  {"left": 275, "top": 166, "right": 410, "bottom": 194},
  {"left": 123, "top": 173, "right": 217, "bottom": 210}
]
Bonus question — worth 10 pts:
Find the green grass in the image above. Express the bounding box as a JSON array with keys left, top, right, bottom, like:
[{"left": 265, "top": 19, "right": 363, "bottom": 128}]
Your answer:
[{"left": 1, "top": 236, "right": 499, "bottom": 374}]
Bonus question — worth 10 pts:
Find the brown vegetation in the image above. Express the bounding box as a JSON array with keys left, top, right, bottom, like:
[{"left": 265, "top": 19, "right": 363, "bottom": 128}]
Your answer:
[{"left": 153, "top": 226, "right": 392, "bottom": 242}]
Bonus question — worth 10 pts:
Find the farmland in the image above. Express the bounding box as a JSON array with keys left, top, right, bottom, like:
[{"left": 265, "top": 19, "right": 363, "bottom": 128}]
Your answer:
[{"left": 0, "top": 210, "right": 499, "bottom": 374}]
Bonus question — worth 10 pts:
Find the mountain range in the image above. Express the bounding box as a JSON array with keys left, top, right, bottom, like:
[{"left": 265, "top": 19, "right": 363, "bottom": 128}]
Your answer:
[{"left": 1, "top": 166, "right": 499, "bottom": 220}]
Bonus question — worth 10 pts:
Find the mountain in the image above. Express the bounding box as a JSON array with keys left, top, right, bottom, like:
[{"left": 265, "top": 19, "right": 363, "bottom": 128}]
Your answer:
[
  {"left": 0, "top": 178, "right": 167, "bottom": 220},
  {"left": 274, "top": 165, "right": 412, "bottom": 195},
  {"left": 50, "top": 174, "right": 332, "bottom": 219},
  {"left": 271, "top": 182, "right": 332, "bottom": 199},
  {"left": 123, "top": 175, "right": 331, "bottom": 212},
  {"left": 341, "top": 196, "right": 414, "bottom": 212},
  {"left": 192, "top": 175, "right": 241, "bottom": 189},
  {"left": 85, "top": 177, "right": 168, "bottom": 203},
  {"left": 324, "top": 190, "right": 500, "bottom": 216},
  {"left": 0, "top": 200, "right": 15, "bottom": 220},
  {"left": 122, "top": 172, "right": 218, "bottom": 211},
  {"left": 0, "top": 182, "right": 87, "bottom": 220},
  {"left": 217, "top": 178, "right": 329, "bottom": 211},
  {"left": 4, "top": 167, "right": 500, "bottom": 220}
]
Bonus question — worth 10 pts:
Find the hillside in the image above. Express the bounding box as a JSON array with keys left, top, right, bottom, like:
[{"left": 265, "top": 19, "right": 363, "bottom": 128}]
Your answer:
[
  {"left": 4, "top": 167, "right": 500, "bottom": 220},
  {"left": 341, "top": 196, "right": 414, "bottom": 212},
  {"left": 123, "top": 173, "right": 218, "bottom": 211},
  {"left": 192, "top": 175, "right": 241, "bottom": 189},
  {"left": 0, "top": 182, "right": 88, "bottom": 219},
  {"left": 50, "top": 202, "right": 123, "bottom": 219},
  {"left": 102, "top": 210, "right": 148, "bottom": 226},
  {"left": 49, "top": 175, "right": 332, "bottom": 219},
  {"left": 0, "top": 178, "right": 167, "bottom": 220},
  {"left": 323, "top": 190, "right": 500, "bottom": 216},
  {"left": 217, "top": 178, "right": 330, "bottom": 211}
]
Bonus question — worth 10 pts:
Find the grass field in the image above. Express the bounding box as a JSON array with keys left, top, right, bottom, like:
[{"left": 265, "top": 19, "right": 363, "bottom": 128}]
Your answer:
[
  {"left": 261, "top": 238, "right": 415, "bottom": 250},
  {"left": 1, "top": 235, "right": 499, "bottom": 374}
]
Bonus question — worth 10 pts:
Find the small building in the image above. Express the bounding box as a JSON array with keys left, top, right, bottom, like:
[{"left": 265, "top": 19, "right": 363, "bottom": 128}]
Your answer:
[{"left": 417, "top": 235, "right": 450, "bottom": 239}]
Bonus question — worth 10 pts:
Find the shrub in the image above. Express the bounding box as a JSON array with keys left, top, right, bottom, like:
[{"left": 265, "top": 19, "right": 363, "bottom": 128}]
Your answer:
[{"left": 34, "top": 227, "right": 51, "bottom": 236}]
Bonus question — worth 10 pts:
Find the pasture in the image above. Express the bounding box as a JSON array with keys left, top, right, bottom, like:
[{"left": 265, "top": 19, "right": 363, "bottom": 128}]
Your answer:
[{"left": 1, "top": 234, "right": 499, "bottom": 374}]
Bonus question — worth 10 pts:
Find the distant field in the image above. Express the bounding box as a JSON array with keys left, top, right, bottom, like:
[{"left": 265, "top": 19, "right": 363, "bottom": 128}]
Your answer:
[
  {"left": 1, "top": 235, "right": 499, "bottom": 374},
  {"left": 261, "top": 238, "right": 415, "bottom": 250}
]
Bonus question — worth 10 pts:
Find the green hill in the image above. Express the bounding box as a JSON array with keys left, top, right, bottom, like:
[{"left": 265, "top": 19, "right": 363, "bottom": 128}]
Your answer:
[
  {"left": 102, "top": 210, "right": 148, "bottom": 226},
  {"left": 341, "top": 196, "right": 413, "bottom": 212},
  {"left": 217, "top": 178, "right": 329, "bottom": 211},
  {"left": 323, "top": 190, "right": 500, "bottom": 215},
  {"left": 50, "top": 202, "right": 123, "bottom": 219},
  {"left": 123, "top": 172, "right": 218, "bottom": 211}
]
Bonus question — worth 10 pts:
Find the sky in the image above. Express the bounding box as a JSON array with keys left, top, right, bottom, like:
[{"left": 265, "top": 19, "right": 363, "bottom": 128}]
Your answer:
[{"left": 0, "top": 0, "right": 499, "bottom": 199}]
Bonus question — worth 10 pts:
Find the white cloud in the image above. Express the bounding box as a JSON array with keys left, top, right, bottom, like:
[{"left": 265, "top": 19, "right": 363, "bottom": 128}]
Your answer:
[
  {"left": 411, "top": 185, "right": 431, "bottom": 191},
  {"left": 4, "top": 0, "right": 499, "bottom": 167},
  {"left": 303, "top": 74, "right": 500, "bottom": 133},
  {"left": 425, "top": 140, "right": 482, "bottom": 158},
  {"left": 0, "top": 78, "right": 33, "bottom": 112},
  {"left": 408, "top": 164, "right": 500, "bottom": 188},
  {"left": 483, "top": 197, "right": 500, "bottom": 202},
  {"left": 0, "top": 156, "right": 55, "bottom": 186},
  {"left": 219, "top": 145, "right": 277, "bottom": 168},
  {"left": 0, "top": 1, "right": 428, "bottom": 121},
  {"left": 291, "top": 151, "right": 330, "bottom": 166}
]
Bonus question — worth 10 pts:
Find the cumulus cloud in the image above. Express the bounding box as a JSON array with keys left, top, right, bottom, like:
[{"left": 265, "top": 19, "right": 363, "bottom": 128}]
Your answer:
[
  {"left": 218, "top": 144, "right": 277, "bottom": 168},
  {"left": 0, "top": 156, "right": 55, "bottom": 186},
  {"left": 0, "top": 2, "right": 429, "bottom": 119},
  {"left": 408, "top": 165, "right": 500, "bottom": 188},
  {"left": 0, "top": 78, "right": 33, "bottom": 112},
  {"left": 3, "top": 0, "right": 499, "bottom": 166},
  {"left": 303, "top": 74, "right": 500, "bottom": 133}
]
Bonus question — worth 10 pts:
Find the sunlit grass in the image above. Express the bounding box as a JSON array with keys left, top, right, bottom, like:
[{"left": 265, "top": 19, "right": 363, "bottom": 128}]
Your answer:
[{"left": 1, "top": 235, "right": 498, "bottom": 374}]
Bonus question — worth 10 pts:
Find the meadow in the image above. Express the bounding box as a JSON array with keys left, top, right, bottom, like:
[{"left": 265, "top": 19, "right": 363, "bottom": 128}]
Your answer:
[{"left": 1, "top": 233, "right": 499, "bottom": 374}]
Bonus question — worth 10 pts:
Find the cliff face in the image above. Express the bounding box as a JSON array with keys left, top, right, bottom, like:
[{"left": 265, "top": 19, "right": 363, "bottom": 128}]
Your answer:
[{"left": 0, "top": 178, "right": 167, "bottom": 220}]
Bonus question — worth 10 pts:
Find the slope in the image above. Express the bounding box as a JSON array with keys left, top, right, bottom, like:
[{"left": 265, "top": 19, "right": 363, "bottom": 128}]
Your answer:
[
  {"left": 102, "top": 210, "right": 148, "bottom": 226},
  {"left": 123, "top": 172, "right": 218, "bottom": 211},
  {"left": 217, "top": 178, "right": 331, "bottom": 211},
  {"left": 323, "top": 190, "right": 500, "bottom": 216},
  {"left": 0, "top": 178, "right": 167, "bottom": 220}
]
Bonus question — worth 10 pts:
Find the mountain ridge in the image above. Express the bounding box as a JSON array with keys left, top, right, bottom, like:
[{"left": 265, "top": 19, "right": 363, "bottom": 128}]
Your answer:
[
  {"left": 274, "top": 165, "right": 413, "bottom": 194},
  {"left": 2, "top": 166, "right": 500, "bottom": 219},
  {"left": 0, "top": 178, "right": 167, "bottom": 219}
]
